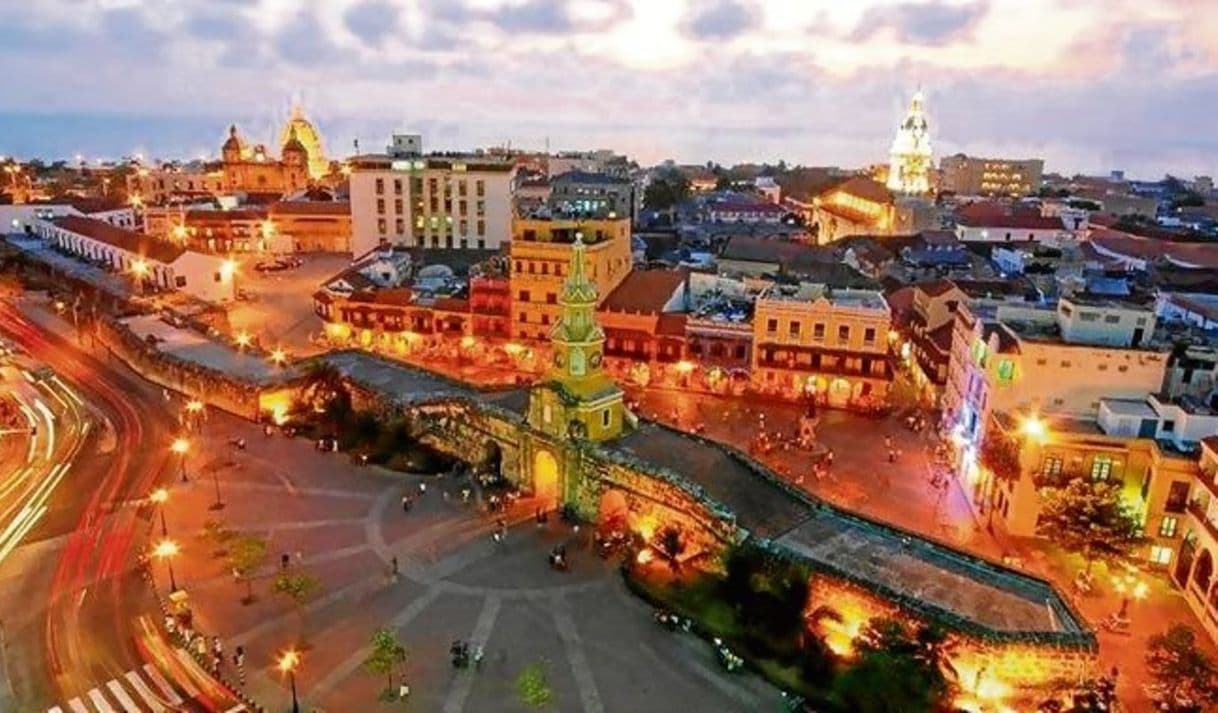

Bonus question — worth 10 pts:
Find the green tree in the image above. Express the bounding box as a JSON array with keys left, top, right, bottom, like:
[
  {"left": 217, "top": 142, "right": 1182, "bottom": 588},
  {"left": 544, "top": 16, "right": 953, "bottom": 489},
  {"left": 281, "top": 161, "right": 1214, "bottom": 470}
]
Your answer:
[
  {"left": 1145, "top": 625, "right": 1218, "bottom": 712},
  {"left": 201, "top": 519, "right": 236, "bottom": 557},
  {"left": 1036, "top": 478, "right": 1142, "bottom": 576},
  {"left": 226, "top": 535, "right": 267, "bottom": 605},
  {"left": 363, "top": 628, "right": 407, "bottom": 696},
  {"left": 516, "top": 661, "right": 553, "bottom": 708},
  {"left": 273, "top": 571, "right": 320, "bottom": 638},
  {"left": 643, "top": 171, "right": 691, "bottom": 212},
  {"left": 830, "top": 652, "right": 944, "bottom": 713}
]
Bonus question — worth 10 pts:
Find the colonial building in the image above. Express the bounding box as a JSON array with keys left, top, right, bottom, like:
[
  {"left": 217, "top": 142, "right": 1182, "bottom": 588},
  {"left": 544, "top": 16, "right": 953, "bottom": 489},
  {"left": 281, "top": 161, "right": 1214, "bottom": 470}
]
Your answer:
[
  {"left": 348, "top": 143, "right": 518, "bottom": 256},
  {"left": 37, "top": 215, "right": 238, "bottom": 302},
  {"left": 750, "top": 282, "right": 892, "bottom": 406},
  {"left": 940, "top": 154, "right": 1044, "bottom": 197},
  {"left": 886, "top": 91, "right": 932, "bottom": 196},
  {"left": 809, "top": 177, "right": 898, "bottom": 243},
  {"left": 954, "top": 203, "right": 1085, "bottom": 247},
  {"left": 219, "top": 124, "right": 310, "bottom": 196},
  {"left": 144, "top": 200, "right": 352, "bottom": 253},
  {"left": 509, "top": 216, "right": 632, "bottom": 341}
]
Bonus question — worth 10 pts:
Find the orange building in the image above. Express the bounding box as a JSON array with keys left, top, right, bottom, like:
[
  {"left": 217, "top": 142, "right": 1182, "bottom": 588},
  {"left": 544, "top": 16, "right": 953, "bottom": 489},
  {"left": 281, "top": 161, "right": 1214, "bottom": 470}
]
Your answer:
[{"left": 143, "top": 200, "right": 351, "bottom": 253}]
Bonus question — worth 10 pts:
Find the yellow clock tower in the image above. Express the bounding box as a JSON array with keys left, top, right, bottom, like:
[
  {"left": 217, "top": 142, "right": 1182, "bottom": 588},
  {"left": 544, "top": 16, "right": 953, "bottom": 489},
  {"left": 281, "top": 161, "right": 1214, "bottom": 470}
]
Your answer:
[{"left": 527, "top": 234, "right": 628, "bottom": 442}]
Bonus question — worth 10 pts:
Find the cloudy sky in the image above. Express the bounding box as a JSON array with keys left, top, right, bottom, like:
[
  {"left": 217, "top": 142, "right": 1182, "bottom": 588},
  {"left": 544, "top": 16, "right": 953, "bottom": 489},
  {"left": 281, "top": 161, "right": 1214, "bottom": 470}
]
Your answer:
[{"left": 2, "top": 0, "right": 1217, "bottom": 178}]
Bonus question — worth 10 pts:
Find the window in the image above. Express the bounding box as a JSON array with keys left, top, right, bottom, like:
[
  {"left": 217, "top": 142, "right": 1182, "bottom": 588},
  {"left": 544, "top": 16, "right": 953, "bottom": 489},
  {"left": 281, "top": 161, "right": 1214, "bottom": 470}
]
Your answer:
[
  {"left": 1166, "top": 481, "right": 1190, "bottom": 513},
  {"left": 393, "top": 179, "right": 402, "bottom": 195},
  {"left": 1042, "top": 457, "right": 1063, "bottom": 477},
  {"left": 996, "top": 359, "right": 1015, "bottom": 383},
  {"left": 1104, "top": 314, "right": 1120, "bottom": 324},
  {"left": 518, "top": 290, "right": 530, "bottom": 302},
  {"left": 376, "top": 198, "right": 385, "bottom": 214},
  {"left": 863, "top": 327, "right": 876, "bottom": 344},
  {"left": 477, "top": 239, "right": 485, "bottom": 249},
  {"left": 1090, "top": 455, "right": 1113, "bottom": 481},
  {"left": 476, "top": 180, "right": 485, "bottom": 197},
  {"left": 546, "top": 293, "right": 557, "bottom": 305},
  {"left": 789, "top": 321, "right": 801, "bottom": 337},
  {"left": 377, "top": 218, "right": 387, "bottom": 234},
  {"left": 1060, "top": 360, "right": 1072, "bottom": 368},
  {"left": 602, "top": 409, "right": 611, "bottom": 428},
  {"left": 395, "top": 219, "right": 405, "bottom": 234},
  {"left": 394, "top": 199, "right": 403, "bottom": 213},
  {"left": 838, "top": 325, "right": 850, "bottom": 343},
  {"left": 1159, "top": 516, "right": 1179, "bottom": 538},
  {"left": 477, "top": 220, "right": 485, "bottom": 236},
  {"left": 767, "top": 319, "right": 778, "bottom": 334},
  {"left": 1149, "top": 545, "right": 1173, "bottom": 565},
  {"left": 375, "top": 178, "right": 384, "bottom": 194},
  {"left": 813, "top": 323, "right": 825, "bottom": 340}
]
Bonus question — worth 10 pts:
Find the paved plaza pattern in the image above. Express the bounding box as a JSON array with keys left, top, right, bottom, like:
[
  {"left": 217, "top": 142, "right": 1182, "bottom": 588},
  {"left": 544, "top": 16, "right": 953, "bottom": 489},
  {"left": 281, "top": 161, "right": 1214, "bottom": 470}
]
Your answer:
[{"left": 160, "top": 411, "right": 786, "bottom": 712}]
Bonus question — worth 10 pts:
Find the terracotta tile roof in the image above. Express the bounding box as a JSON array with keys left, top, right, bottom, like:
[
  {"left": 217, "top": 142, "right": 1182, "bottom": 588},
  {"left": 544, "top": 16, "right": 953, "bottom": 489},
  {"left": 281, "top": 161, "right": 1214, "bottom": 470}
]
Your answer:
[
  {"left": 656, "top": 313, "right": 688, "bottom": 336},
  {"left": 708, "top": 201, "right": 787, "bottom": 214},
  {"left": 52, "top": 215, "right": 185, "bottom": 263},
  {"left": 600, "top": 268, "right": 687, "bottom": 313},
  {"left": 432, "top": 297, "right": 470, "bottom": 313},
  {"left": 720, "top": 236, "right": 823, "bottom": 264},
  {"left": 820, "top": 176, "right": 892, "bottom": 205},
  {"left": 1089, "top": 229, "right": 1218, "bottom": 269},
  {"left": 269, "top": 200, "right": 351, "bottom": 216}
]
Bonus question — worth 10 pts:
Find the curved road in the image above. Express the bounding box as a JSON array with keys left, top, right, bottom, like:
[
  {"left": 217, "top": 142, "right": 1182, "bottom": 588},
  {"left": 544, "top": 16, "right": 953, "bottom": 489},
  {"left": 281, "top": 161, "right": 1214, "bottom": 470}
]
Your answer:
[{"left": 0, "top": 302, "right": 244, "bottom": 712}]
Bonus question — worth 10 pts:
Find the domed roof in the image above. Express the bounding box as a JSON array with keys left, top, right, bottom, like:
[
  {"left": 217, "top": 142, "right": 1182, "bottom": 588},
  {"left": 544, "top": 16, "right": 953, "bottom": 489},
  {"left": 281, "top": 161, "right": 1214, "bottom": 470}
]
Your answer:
[
  {"left": 222, "top": 124, "right": 244, "bottom": 153},
  {"left": 282, "top": 125, "right": 308, "bottom": 156},
  {"left": 278, "top": 104, "right": 327, "bottom": 177}
]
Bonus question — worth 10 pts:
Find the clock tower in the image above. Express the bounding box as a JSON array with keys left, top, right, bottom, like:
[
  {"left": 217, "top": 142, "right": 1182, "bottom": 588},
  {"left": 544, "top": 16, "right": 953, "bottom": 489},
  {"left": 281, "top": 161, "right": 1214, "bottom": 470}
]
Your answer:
[{"left": 527, "top": 233, "right": 628, "bottom": 442}]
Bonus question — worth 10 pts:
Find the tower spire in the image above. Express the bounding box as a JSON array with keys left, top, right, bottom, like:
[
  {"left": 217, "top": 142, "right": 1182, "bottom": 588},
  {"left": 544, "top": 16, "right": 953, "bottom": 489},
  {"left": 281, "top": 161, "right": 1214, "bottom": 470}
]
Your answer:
[{"left": 886, "top": 90, "right": 932, "bottom": 196}]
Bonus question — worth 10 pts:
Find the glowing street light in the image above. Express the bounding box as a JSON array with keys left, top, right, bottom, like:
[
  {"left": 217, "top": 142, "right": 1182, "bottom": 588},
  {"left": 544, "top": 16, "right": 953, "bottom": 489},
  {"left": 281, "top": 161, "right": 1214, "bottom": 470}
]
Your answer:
[
  {"left": 1020, "top": 415, "right": 1047, "bottom": 443},
  {"left": 1113, "top": 574, "right": 1149, "bottom": 620},
  {"left": 220, "top": 258, "right": 238, "bottom": 282},
  {"left": 171, "top": 437, "right": 190, "bottom": 482},
  {"left": 130, "top": 258, "right": 149, "bottom": 278},
  {"left": 277, "top": 649, "right": 302, "bottom": 713},
  {"left": 270, "top": 348, "right": 288, "bottom": 366},
  {"left": 150, "top": 487, "right": 170, "bottom": 537},
  {"left": 235, "top": 331, "right": 253, "bottom": 350},
  {"left": 152, "top": 539, "right": 180, "bottom": 593}
]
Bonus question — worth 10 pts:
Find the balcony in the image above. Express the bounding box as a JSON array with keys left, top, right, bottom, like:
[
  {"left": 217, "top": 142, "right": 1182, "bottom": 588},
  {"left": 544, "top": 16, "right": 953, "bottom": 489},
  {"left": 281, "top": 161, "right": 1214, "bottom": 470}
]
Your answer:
[{"left": 1188, "top": 501, "right": 1218, "bottom": 547}]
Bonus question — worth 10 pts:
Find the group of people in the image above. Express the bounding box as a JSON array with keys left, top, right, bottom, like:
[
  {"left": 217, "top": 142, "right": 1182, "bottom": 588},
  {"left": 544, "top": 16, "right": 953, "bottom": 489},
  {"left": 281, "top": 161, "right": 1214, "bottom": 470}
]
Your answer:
[{"left": 449, "top": 640, "right": 484, "bottom": 669}]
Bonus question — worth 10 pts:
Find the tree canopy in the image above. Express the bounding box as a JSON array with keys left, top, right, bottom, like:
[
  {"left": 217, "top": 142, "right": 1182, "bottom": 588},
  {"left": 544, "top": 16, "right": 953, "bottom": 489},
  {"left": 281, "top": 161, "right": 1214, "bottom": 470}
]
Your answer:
[
  {"left": 1146, "top": 625, "right": 1218, "bottom": 712},
  {"left": 1035, "top": 477, "right": 1141, "bottom": 574}
]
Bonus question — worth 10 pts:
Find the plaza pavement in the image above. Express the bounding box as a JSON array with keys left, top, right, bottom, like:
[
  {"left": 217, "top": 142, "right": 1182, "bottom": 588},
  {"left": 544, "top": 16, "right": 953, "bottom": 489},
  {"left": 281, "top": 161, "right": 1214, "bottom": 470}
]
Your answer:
[{"left": 156, "top": 409, "right": 786, "bottom": 712}]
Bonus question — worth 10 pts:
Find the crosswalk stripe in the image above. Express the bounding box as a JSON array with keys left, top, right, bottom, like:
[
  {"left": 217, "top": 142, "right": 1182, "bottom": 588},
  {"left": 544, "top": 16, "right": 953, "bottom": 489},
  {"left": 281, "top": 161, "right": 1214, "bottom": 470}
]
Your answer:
[
  {"left": 142, "top": 663, "right": 186, "bottom": 705},
  {"left": 106, "top": 679, "right": 142, "bottom": 713},
  {"left": 66, "top": 699, "right": 88, "bottom": 713},
  {"left": 87, "top": 687, "right": 116, "bottom": 713},
  {"left": 125, "top": 670, "right": 167, "bottom": 712}
]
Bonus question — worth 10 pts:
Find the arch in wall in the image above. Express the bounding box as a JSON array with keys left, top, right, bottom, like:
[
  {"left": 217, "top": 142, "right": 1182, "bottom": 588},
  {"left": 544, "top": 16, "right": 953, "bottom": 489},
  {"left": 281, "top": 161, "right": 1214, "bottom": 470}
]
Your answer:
[
  {"left": 1175, "top": 536, "right": 1197, "bottom": 588},
  {"left": 533, "top": 448, "right": 561, "bottom": 511},
  {"left": 598, "top": 489, "right": 630, "bottom": 531},
  {"left": 481, "top": 439, "right": 503, "bottom": 481},
  {"left": 1193, "top": 549, "right": 1213, "bottom": 593}
]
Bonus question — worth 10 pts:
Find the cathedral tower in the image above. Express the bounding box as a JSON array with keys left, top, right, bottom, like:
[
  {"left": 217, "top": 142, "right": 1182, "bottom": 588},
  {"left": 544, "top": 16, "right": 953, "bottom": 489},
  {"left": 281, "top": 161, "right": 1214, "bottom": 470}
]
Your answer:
[{"left": 886, "top": 90, "right": 932, "bottom": 196}]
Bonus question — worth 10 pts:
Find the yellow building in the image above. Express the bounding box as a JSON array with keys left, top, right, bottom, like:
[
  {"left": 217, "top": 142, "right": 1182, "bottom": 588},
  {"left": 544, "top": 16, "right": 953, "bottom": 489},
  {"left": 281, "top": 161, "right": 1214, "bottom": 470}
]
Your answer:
[
  {"left": 982, "top": 403, "right": 1196, "bottom": 561},
  {"left": 509, "top": 216, "right": 632, "bottom": 341},
  {"left": 750, "top": 283, "right": 892, "bottom": 407}
]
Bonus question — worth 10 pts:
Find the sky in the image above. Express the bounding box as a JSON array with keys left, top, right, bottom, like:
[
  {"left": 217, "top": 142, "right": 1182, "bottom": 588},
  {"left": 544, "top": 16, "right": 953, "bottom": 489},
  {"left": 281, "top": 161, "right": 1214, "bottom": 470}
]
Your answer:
[{"left": 2, "top": 0, "right": 1217, "bottom": 179}]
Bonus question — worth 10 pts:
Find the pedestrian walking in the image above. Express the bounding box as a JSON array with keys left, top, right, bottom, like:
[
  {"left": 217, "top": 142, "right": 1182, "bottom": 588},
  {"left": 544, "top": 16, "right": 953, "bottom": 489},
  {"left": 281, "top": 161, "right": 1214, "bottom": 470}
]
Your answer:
[
  {"left": 398, "top": 681, "right": 410, "bottom": 699},
  {"left": 418, "top": 481, "right": 427, "bottom": 495},
  {"left": 402, "top": 494, "right": 413, "bottom": 513},
  {"left": 473, "top": 645, "right": 485, "bottom": 670}
]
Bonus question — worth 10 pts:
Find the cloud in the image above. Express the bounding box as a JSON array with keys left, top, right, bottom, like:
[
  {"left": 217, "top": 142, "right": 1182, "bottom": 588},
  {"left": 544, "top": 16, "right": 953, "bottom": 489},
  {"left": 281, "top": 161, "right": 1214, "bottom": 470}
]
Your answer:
[
  {"left": 683, "top": 0, "right": 758, "bottom": 40},
  {"left": 853, "top": 1, "right": 989, "bottom": 46},
  {"left": 344, "top": 1, "right": 401, "bottom": 45}
]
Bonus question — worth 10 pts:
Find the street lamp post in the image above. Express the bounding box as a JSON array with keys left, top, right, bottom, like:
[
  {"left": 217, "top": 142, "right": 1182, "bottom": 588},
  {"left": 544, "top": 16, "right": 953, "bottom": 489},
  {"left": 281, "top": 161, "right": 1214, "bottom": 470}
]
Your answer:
[
  {"left": 210, "top": 468, "right": 225, "bottom": 511},
  {"left": 153, "top": 539, "right": 180, "bottom": 593},
  {"left": 278, "top": 649, "right": 301, "bottom": 713},
  {"left": 1113, "top": 574, "right": 1149, "bottom": 620},
  {"left": 150, "top": 487, "right": 170, "bottom": 537},
  {"left": 171, "top": 437, "right": 190, "bottom": 483}
]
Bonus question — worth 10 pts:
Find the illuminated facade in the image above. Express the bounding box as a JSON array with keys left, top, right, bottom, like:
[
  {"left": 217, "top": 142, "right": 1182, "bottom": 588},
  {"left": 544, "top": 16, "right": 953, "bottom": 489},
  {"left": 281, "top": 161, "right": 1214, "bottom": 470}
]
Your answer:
[
  {"left": 940, "top": 153, "right": 1044, "bottom": 196},
  {"left": 886, "top": 91, "right": 932, "bottom": 196},
  {"left": 750, "top": 283, "right": 892, "bottom": 407},
  {"left": 809, "top": 177, "right": 897, "bottom": 243},
  {"left": 220, "top": 124, "right": 310, "bottom": 195},
  {"left": 276, "top": 104, "right": 330, "bottom": 180},
  {"left": 509, "top": 216, "right": 632, "bottom": 341}
]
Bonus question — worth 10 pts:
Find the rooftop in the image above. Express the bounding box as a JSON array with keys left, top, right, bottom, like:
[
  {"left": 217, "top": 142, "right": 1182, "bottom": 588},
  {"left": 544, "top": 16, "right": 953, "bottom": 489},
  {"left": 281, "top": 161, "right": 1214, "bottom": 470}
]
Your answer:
[
  {"left": 52, "top": 215, "right": 185, "bottom": 264},
  {"left": 599, "top": 268, "right": 687, "bottom": 314},
  {"left": 550, "top": 170, "right": 630, "bottom": 186},
  {"left": 759, "top": 283, "right": 888, "bottom": 310}
]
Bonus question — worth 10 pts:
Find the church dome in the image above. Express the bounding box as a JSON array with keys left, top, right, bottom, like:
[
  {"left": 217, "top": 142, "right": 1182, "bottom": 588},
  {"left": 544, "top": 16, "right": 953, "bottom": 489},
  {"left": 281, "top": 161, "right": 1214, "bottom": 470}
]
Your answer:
[
  {"left": 222, "top": 124, "right": 245, "bottom": 159},
  {"left": 278, "top": 105, "right": 328, "bottom": 178}
]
